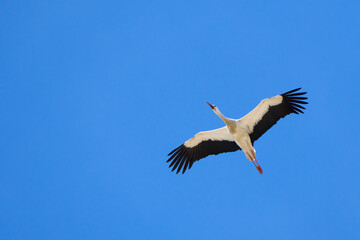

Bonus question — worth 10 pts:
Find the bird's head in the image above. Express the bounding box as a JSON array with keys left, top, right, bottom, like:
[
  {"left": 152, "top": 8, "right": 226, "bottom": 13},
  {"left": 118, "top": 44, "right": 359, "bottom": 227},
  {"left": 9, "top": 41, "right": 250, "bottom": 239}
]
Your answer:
[{"left": 206, "top": 101, "right": 218, "bottom": 112}]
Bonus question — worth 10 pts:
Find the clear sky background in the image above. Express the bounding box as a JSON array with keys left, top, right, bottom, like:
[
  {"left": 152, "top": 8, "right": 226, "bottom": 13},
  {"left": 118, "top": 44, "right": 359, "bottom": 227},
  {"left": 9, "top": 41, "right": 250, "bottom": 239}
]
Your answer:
[{"left": 1, "top": 1, "right": 360, "bottom": 239}]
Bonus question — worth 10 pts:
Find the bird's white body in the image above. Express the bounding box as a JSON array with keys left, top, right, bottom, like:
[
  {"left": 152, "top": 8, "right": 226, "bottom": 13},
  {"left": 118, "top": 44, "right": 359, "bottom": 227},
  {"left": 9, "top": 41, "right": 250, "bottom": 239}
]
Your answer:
[
  {"left": 185, "top": 107, "right": 261, "bottom": 163},
  {"left": 185, "top": 96, "right": 282, "bottom": 161},
  {"left": 167, "top": 88, "right": 308, "bottom": 174}
]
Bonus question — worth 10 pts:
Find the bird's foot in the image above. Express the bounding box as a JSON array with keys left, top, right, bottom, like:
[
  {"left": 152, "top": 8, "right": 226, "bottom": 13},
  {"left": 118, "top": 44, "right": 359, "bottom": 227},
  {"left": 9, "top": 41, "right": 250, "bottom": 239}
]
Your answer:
[{"left": 252, "top": 159, "right": 263, "bottom": 174}]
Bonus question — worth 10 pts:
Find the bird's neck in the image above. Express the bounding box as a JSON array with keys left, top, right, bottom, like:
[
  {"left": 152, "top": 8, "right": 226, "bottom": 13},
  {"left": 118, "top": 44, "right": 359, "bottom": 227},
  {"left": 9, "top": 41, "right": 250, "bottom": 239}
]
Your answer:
[{"left": 215, "top": 110, "right": 232, "bottom": 126}]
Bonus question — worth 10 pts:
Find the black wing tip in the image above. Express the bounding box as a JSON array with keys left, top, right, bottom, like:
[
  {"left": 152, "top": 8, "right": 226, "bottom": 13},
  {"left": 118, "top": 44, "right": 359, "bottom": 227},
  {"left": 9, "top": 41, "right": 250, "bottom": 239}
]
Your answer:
[
  {"left": 167, "top": 144, "right": 192, "bottom": 175},
  {"left": 281, "top": 88, "right": 308, "bottom": 114},
  {"left": 282, "top": 88, "right": 308, "bottom": 96},
  {"left": 167, "top": 140, "right": 240, "bottom": 175},
  {"left": 283, "top": 87, "right": 301, "bottom": 95},
  {"left": 167, "top": 145, "right": 183, "bottom": 156}
]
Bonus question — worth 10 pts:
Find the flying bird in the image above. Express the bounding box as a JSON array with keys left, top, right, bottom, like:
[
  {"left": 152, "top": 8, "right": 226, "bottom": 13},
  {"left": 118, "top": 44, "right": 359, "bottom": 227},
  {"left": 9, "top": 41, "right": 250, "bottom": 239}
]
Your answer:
[{"left": 167, "top": 88, "right": 308, "bottom": 174}]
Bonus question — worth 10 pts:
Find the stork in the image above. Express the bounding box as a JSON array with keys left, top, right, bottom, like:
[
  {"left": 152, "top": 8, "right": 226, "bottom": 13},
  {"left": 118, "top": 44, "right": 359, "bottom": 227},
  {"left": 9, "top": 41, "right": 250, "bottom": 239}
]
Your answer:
[{"left": 167, "top": 88, "right": 308, "bottom": 174}]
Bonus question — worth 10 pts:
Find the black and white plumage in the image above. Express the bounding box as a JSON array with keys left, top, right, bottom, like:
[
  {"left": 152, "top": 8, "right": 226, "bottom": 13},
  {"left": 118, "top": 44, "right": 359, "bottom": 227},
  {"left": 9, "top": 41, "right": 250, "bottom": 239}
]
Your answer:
[{"left": 167, "top": 88, "right": 308, "bottom": 174}]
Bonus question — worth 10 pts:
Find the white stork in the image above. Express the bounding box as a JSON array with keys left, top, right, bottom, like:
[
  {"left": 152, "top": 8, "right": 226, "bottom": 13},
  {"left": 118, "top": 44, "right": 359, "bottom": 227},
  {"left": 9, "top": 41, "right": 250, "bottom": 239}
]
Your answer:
[{"left": 167, "top": 88, "right": 308, "bottom": 174}]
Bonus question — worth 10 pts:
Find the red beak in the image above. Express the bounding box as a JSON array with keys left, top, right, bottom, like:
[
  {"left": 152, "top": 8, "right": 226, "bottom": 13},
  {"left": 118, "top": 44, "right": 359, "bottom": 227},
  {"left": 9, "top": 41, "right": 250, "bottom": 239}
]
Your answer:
[{"left": 206, "top": 101, "right": 215, "bottom": 109}]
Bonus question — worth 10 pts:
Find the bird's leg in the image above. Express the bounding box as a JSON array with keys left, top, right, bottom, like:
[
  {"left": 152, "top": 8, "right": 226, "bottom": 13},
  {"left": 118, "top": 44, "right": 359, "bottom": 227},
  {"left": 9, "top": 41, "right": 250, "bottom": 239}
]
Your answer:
[
  {"left": 252, "top": 158, "right": 263, "bottom": 174},
  {"left": 248, "top": 149, "right": 263, "bottom": 174}
]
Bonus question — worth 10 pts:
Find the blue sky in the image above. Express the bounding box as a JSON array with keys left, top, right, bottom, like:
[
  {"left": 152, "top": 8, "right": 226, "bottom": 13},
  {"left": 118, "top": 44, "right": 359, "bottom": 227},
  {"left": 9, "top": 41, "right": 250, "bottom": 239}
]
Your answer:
[{"left": 1, "top": 1, "right": 360, "bottom": 239}]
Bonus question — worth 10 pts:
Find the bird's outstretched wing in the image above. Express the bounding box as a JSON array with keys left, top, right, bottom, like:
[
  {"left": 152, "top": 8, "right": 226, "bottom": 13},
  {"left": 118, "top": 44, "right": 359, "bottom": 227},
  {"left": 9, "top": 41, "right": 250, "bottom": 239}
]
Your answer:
[
  {"left": 240, "top": 88, "right": 308, "bottom": 144},
  {"left": 167, "top": 127, "right": 241, "bottom": 174}
]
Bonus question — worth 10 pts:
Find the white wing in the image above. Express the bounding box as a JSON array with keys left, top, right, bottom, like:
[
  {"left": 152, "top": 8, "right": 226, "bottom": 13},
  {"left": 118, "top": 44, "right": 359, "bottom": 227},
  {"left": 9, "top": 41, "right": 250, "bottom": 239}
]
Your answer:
[
  {"left": 240, "top": 88, "right": 308, "bottom": 144},
  {"left": 167, "top": 127, "right": 240, "bottom": 174},
  {"left": 184, "top": 127, "right": 234, "bottom": 148}
]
